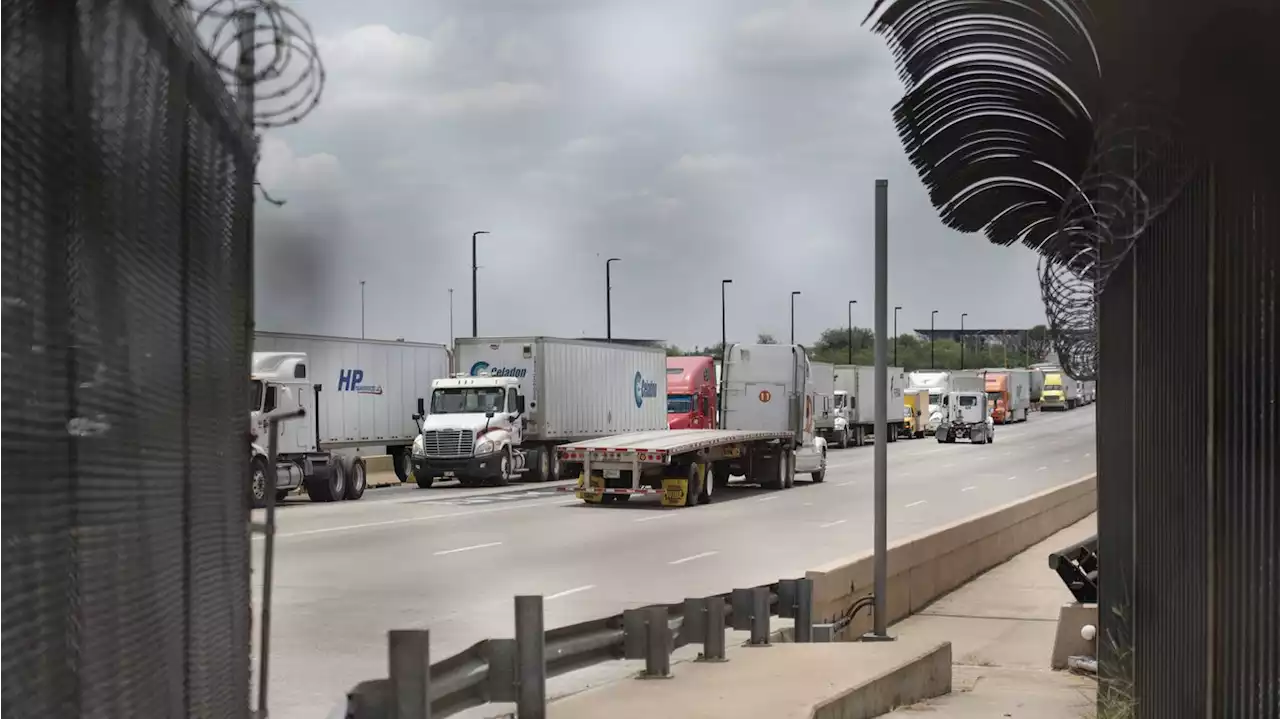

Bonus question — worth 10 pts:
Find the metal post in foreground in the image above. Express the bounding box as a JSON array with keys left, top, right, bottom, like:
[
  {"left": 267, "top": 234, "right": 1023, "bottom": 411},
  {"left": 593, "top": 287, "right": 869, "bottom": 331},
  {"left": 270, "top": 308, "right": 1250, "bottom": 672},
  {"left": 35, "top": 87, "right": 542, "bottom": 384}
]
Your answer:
[
  {"left": 642, "top": 605, "right": 672, "bottom": 678},
  {"left": 795, "top": 578, "right": 814, "bottom": 643},
  {"left": 515, "top": 595, "right": 546, "bottom": 716},
  {"left": 847, "top": 300, "right": 857, "bottom": 364},
  {"left": 930, "top": 310, "right": 938, "bottom": 369},
  {"left": 701, "top": 596, "right": 728, "bottom": 661},
  {"left": 389, "top": 630, "right": 432, "bottom": 719},
  {"left": 749, "top": 586, "right": 771, "bottom": 646},
  {"left": 868, "top": 179, "right": 893, "bottom": 641},
  {"left": 790, "top": 290, "right": 801, "bottom": 344}
]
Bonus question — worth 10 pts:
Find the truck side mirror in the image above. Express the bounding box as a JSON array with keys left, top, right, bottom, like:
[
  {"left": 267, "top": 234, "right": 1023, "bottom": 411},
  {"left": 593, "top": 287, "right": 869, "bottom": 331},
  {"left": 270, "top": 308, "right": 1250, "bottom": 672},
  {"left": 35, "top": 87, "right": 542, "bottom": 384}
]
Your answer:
[
  {"left": 417, "top": 397, "right": 426, "bottom": 416},
  {"left": 412, "top": 413, "right": 423, "bottom": 421}
]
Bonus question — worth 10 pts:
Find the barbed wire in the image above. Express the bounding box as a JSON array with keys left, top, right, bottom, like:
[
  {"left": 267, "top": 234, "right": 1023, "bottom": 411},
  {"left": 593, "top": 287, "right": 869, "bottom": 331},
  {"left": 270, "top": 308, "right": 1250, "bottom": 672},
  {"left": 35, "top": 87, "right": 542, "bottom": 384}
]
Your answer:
[
  {"left": 175, "top": 0, "right": 324, "bottom": 129},
  {"left": 1036, "top": 102, "right": 1197, "bottom": 380}
]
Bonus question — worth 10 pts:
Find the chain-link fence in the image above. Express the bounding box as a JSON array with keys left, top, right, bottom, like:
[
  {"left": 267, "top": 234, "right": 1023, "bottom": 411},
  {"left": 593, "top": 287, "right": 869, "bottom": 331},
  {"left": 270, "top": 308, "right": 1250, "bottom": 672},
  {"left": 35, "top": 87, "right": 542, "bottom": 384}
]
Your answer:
[{"left": 2, "top": 0, "right": 256, "bottom": 715}]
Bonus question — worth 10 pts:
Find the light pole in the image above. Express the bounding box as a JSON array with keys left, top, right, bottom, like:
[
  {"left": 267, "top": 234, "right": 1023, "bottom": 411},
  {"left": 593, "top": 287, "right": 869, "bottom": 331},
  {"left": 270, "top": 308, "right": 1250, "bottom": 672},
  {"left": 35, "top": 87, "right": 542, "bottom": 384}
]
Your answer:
[
  {"left": 930, "top": 310, "right": 938, "bottom": 369},
  {"left": 790, "top": 291, "right": 802, "bottom": 344},
  {"left": 360, "top": 280, "right": 366, "bottom": 339},
  {"left": 605, "top": 257, "right": 621, "bottom": 340},
  {"left": 893, "top": 306, "right": 902, "bottom": 365},
  {"left": 721, "top": 279, "right": 733, "bottom": 360},
  {"left": 847, "top": 300, "right": 857, "bottom": 364},
  {"left": 471, "top": 230, "right": 489, "bottom": 337},
  {"left": 448, "top": 288, "right": 454, "bottom": 347},
  {"left": 960, "top": 313, "right": 968, "bottom": 369}
]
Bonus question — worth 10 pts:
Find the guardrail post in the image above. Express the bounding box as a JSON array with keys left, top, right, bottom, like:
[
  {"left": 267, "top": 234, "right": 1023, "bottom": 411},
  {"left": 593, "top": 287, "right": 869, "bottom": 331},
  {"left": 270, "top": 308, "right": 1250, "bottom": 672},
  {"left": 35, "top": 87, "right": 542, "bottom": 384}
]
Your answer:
[
  {"left": 389, "top": 629, "right": 431, "bottom": 719},
  {"left": 748, "top": 586, "right": 771, "bottom": 646},
  {"left": 794, "top": 578, "right": 813, "bottom": 643},
  {"left": 641, "top": 605, "right": 672, "bottom": 678},
  {"left": 699, "top": 596, "right": 728, "bottom": 662},
  {"left": 776, "top": 579, "right": 797, "bottom": 618},
  {"left": 515, "top": 595, "right": 546, "bottom": 717}
]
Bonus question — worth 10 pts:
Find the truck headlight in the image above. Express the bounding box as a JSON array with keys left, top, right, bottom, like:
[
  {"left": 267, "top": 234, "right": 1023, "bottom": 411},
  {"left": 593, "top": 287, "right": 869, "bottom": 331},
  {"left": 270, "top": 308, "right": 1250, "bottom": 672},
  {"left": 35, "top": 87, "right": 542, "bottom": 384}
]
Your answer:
[
  {"left": 475, "top": 438, "right": 495, "bottom": 455},
  {"left": 412, "top": 434, "right": 425, "bottom": 457}
]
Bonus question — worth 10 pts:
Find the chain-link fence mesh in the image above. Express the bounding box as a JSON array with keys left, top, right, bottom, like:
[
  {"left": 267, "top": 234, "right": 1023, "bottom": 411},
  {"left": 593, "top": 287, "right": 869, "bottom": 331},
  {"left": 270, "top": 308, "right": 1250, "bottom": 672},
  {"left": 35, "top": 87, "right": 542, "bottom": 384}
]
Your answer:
[{"left": 2, "top": 0, "right": 256, "bottom": 715}]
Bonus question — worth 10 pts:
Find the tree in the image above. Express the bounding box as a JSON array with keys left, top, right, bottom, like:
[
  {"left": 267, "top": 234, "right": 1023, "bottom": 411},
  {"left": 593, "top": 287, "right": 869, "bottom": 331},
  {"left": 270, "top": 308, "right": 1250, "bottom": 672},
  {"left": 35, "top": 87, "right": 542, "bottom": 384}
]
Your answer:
[
  {"left": 1025, "top": 324, "right": 1051, "bottom": 363},
  {"left": 757, "top": 333, "right": 778, "bottom": 345}
]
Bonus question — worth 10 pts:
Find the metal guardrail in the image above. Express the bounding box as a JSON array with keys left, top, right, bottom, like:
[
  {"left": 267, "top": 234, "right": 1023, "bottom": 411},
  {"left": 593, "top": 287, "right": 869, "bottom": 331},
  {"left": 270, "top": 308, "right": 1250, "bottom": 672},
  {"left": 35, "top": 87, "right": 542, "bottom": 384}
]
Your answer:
[
  {"left": 344, "top": 577, "right": 847, "bottom": 718},
  {"left": 1048, "top": 534, "right": 1098, "bottom": 603}
]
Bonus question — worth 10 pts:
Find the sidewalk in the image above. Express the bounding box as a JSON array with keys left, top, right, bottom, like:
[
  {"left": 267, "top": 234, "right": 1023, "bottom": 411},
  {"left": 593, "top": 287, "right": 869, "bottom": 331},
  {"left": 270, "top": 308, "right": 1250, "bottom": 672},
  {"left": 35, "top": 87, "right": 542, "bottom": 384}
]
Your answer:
[{"left": 884, "top": 514, "right": 1098, "bottom": 718}]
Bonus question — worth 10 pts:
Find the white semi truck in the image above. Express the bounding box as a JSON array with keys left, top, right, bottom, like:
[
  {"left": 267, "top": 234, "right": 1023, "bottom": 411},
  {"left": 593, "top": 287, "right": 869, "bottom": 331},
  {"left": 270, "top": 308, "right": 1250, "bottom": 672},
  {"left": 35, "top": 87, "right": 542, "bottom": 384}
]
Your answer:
[
  {"left": 411, "top": 337, "right": 668, "bottom": 487},
  {"left": 248, "top": 334, "right": 451, "bottom": 507},
  {"left": 558, "top": 342, "right": 828, "bottom": 506},
  {"left": 809, "top": 361, "right": 846, "bottom": 446},
  {"left": 833, "top": 364, "right": 907, "bottom": 447},
  {"left": 936, "top": 390, "right": 995, "bottom": 444}
]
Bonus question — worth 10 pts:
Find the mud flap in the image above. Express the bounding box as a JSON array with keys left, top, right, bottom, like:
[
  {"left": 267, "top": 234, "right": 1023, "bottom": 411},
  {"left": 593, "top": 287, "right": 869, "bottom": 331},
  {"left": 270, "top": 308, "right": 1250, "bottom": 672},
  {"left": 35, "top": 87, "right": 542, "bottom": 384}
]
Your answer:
[
  {"left": 575, "top": 473, "right": 605, "bottom": 503},
  {"left": 661, "top": 477, "right": 689, "bottom": 507}
]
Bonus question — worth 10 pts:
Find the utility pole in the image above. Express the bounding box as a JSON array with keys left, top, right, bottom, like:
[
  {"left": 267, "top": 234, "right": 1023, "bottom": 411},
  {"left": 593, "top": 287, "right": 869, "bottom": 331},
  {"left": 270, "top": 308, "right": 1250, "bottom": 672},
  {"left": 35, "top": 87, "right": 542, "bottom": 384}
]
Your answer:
[
  {"left": 448, "top": 288, "right": 454, "bottom": 348},
  {"left": 930, "top": 310, "right": 938, "bottom": 369},
  {"left": 893, "top": 306, "right": 902, "bottom": 365},
  {"left": 606, "top": 257, "right": 621, "bottom": 340},
  {"left": 869, "top": 179, "right": 892, "bottom": 641},
  {"left": 960, "top": 313, "right": 968, "bottom": 369},
  {"left": 471, "top": 230, "right": 489, "bottom": 337},
  {"left": 847, "top": 300, "right": 857, "bottom": 364},
  {"left": 721, "top": 279, "right": 733, "bottom": 360},
  {"left": 790, "top": 291, "right": 802, "bottom": 344}
]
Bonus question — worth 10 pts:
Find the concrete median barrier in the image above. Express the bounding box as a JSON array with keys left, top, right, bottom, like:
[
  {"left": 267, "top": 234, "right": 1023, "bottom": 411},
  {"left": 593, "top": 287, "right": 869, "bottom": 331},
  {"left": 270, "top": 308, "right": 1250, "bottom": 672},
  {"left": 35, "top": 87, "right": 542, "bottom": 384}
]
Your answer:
[{"left": 807, "top": 473, "right": 1097, "bottom": 640}]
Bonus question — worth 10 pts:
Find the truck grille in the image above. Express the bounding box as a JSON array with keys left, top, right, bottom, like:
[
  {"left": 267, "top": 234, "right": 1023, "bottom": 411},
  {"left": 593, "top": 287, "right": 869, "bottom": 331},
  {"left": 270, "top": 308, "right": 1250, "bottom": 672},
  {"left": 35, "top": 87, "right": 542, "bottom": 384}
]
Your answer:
[{"left": 422, "top": 430, "right": 473, "bottom": 458}]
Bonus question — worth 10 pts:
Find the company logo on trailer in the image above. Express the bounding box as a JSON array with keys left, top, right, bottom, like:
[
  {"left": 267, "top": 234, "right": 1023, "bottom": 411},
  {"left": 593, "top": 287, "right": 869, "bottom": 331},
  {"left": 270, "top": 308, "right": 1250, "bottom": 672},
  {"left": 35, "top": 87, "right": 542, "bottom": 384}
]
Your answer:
[
  {"left": 633, "top": 372, "right": 658, "bottom": 407},
  {"left": 337, "top": 369, "right": 383, "bottom": 395},
  {"left": 469, "top": 361, "right": 527, "bottom": 378}
]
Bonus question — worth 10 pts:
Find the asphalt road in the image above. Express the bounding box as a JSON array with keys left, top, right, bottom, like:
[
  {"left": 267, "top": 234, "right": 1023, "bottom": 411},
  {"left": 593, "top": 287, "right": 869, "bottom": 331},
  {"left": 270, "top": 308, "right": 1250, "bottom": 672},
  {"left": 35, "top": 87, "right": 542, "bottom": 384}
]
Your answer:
[{"left": 252, "top": 405, "right": 1097, "bottom": 719}]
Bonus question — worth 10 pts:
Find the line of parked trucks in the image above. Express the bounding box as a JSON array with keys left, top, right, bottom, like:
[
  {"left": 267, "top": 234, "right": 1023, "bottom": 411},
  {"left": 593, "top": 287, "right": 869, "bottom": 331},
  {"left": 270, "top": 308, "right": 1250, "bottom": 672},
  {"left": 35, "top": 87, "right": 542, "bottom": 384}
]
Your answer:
[{"left": 246, "top": 333, "right": 1094, "bottom": 507}]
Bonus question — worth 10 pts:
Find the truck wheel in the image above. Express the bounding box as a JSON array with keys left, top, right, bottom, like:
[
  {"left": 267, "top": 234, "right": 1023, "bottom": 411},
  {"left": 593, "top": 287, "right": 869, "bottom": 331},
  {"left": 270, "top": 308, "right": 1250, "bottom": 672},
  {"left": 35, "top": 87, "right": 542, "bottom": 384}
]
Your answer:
[
  {"left": 550, "top": 451, "right": 564, "bottom": 481},
  {"left": 344, "top": 456, "right": 367, "bottom": 500},
  {"left": 533, "top": 448, "right": 551, "bottom": 483},
  {"left": 698, "top": 464, "right": 714, "bottom": 504},
  {"left": 783, "top": 452, "right": 795, "bottom": 489},
  {"left": 685, "top": 464, "right": 701, "bottom": 507},
  {"left": 493, "top": 446, "right": 514, "bottom": 486},
  {"left": 887, "top": 427, "right": 898, "bottom": 443},
  {"left": 810, "top": 449, "right": 826, "bottom": 483},
  {"left": 306, "top": 460, "right": 345, "bottom": 502},
  {"left": 416, "top": 473, "right": 435, "bottom": 489},
  {"left": 392, "top": 448, "right": 411, "bottom": 482},
  {"left": 249, "top": 457, "right": 270, "bottom": 509}
]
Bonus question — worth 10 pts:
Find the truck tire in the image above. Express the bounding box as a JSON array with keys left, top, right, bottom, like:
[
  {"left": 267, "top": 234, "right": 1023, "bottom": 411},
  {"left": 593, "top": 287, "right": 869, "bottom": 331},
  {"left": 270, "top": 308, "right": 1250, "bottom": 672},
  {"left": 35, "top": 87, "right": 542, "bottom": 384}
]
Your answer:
[
  {"left": 757, "top": 454, "right": 784, "bottom": 490},
  {"left": 887, "top": 426, "right": 898, "bottom": 443},
  {"left": 391, "top": 448, "right": 411, "bottom": 482},
  {"left": 684, "top": 464, "right": 701, "bottom": 507},
  {"left": 533, "top": 448, "right": 551, "bottom": 483},
  {"left": 783, "top": 452, "right": 795, "bottom": 489},
  {"left": 306, "top": 460, "right": 346, "bottom": 502},
  {"left": 345, "top": 456, "right": 367, "bottom": 500},
  {"left": 416, "top": 473, "right": 435, "bottom": 489},
  {"left": 550, "top": 450, "right": 564, "bottom": 481},
  {"left": 491, "top": 446, "right": 514, "bottom": 487},
  {"left": 698, "top": 464, "right": 714, "bottom": 504},
  {"left": 249, "top": 456, "right": 270, "bottom": 509},
  {"left": 839, "top": 428, "right": 850, "bottom": 449}
]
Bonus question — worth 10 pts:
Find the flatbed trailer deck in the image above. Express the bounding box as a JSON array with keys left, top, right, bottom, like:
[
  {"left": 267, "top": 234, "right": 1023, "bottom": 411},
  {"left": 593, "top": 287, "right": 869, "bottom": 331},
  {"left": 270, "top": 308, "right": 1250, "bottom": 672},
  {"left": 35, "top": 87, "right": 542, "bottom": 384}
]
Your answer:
[{"left": 557, "top": 428, "right": 798, "bottom": 507}]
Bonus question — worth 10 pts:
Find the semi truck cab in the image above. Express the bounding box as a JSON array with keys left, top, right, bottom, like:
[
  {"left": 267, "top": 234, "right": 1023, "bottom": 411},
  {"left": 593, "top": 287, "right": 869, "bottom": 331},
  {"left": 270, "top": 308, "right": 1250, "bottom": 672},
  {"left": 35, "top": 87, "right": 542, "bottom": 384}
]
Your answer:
[
  {"left": 666, "top": 356, "right": 717, "bottom": 429},
  {"left": 412, "top": 374, "right": 528, "bottom": 487}
]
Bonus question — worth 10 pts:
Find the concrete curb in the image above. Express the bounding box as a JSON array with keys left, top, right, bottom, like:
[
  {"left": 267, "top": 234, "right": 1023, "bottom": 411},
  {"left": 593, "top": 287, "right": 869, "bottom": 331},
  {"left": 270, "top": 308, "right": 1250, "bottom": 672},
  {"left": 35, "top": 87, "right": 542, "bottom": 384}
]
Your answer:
[
  {"left": 807, "top": 473, "right": 1098, "bottom": 640},
  {"left": 811, "top": 641, "right": 952, "bottom": 719}
]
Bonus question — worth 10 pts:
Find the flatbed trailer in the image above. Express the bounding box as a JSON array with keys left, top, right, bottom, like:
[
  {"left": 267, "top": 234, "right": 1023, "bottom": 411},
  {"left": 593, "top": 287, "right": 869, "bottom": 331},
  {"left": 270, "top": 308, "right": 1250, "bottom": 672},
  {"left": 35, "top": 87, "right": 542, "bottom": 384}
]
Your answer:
[{"left": 557, "top": 428, "right": 800, "bottom": 507}]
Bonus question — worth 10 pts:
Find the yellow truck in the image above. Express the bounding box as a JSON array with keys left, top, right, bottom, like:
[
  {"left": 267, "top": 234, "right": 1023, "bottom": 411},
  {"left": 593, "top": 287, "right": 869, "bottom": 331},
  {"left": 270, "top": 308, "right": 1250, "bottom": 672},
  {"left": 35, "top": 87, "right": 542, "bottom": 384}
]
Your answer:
[{"left": 901, "top": 389, "right": 930, "bottom": 438}]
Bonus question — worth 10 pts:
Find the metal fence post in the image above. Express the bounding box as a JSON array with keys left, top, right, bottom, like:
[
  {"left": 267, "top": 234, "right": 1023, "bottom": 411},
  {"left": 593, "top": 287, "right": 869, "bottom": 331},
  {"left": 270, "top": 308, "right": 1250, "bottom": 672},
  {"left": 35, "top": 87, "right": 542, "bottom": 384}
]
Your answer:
[
  {"left": 514, "top": 595, "right": 546, "bottom": 717},
  {"left": 699, "top": 596, "right": 728, "bottom": 662},
  {"left": 748, "top": 587, "right": 771, "bottom": 646},
  {"left": 641, "top": 605, "right": 672, "bottom": 678},
  {"left": 795, "top": 578, "right": 813, "bottom": 643},
  {"left": 389, "top": 630, "right": 431, "bottom": 719}
]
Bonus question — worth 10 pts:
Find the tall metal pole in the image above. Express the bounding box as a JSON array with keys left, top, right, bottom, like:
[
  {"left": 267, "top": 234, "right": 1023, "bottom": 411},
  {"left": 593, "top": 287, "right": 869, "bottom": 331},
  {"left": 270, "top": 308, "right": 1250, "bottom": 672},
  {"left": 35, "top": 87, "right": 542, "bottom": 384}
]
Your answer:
[
  {"left": 448, "top": 288, "right": 454, "bottom": 347},
  {"left": 360, "top": 280, "right": 366, "bottom": 339},
  {"left": 790, "top": 291, "right": 801, "bottom": 344},
  {"left": 930, "top": 310, "right": 938, "bottom": 369},
  {"left": 847, "top": 300, "right": 857, "bottom": 364},
  {"left": 960, "top": 313, "right": 968, "bottom": 369},
  {"left": 471, "top": 230, "right": 489, "bottom": 337},
  {"left": 870, "top": 179, "right": 892, "bottom": 640},
  {"left": 721, "top": 279, "right": 732, "bottom": 359},
  {"left": 893, "top": 306, "right": 901, "bottom": 365},
  {"left": 606, "top": 257, "right": 621, "bottom": 340}
]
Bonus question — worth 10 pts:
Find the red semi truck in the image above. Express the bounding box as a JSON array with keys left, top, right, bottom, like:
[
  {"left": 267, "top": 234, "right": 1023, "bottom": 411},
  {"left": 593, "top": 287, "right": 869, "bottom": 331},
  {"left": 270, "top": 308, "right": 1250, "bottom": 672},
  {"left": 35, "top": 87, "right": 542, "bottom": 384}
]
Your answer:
[{"left": 666, "top": 355, "right": 718, "bottom": 429}]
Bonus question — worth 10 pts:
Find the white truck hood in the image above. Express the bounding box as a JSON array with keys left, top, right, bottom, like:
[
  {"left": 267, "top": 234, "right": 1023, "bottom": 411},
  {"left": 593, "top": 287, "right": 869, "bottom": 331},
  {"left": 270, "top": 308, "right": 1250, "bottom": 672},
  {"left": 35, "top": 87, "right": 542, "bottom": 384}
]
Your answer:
[{"left": 422, "top": 413, "right": 508, "bottom": 433}]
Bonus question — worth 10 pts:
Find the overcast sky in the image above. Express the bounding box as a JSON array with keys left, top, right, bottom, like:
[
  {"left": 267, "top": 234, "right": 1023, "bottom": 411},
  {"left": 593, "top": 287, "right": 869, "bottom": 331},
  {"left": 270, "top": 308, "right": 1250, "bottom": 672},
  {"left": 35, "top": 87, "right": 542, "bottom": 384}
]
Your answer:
[{"left": 252, "top": 0, "right": 1049, "bottom": 349}]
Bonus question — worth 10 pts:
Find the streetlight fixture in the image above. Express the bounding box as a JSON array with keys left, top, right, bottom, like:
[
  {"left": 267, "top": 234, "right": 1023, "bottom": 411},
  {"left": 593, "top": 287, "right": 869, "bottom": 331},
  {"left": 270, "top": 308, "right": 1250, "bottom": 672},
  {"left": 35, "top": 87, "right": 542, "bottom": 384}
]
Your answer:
[
  {"left": 960, "top": 313, "right": 969, "bottom": 369},
  {"left": 930, "top": 310, "right": 938, "bottom": 369},
  {"left": 605, "top": 258, "right": 622, "bottom": 340},
  {"left": 360, "top": 280, "right": 366, "bottom": 339},
  {"left": 721, "top": 279, "right": 733, "bottom": 360},
  {"left": 790, "top": 291, "right": 802, "bottom": 344},
  {"left": 471, "top": 230, "right": 490, "bottom": 337},
  {"left": 847, "top": 300, "right": 857, "bottom": 364},
  {"left": 893, "top": 306, "right": 902, "bottom": 365}
]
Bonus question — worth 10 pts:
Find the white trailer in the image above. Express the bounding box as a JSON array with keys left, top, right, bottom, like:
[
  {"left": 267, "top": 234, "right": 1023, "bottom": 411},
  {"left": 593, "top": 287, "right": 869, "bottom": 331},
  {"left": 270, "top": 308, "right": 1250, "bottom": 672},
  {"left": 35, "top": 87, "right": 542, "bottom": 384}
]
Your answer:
[
  {"left": 810, "top": 361, "right": 843, "bottom": 444},
  {"left": 248, "top": 334, "right": 450, "bottom": 507},
  {"left": 559, "top": 343, "right": 828, "bottom": 506},
  {"left": 412, "top": 337, "right": 668, "bottom": 487},
  {"left": 833, "top": 364, "right": 907, "bottom": 447}
]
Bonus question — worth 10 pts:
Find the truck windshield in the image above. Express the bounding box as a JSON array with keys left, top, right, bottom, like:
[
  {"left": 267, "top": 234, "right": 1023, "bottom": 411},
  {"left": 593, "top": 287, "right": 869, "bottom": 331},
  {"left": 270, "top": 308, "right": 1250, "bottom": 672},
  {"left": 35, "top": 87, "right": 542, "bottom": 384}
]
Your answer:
[
  {"left": 431, "top": 387, "right": 505, "bottom": 414},
  {"left": 250, "top": 379, "right": 263, "bottom": 412},
  {"left": 667, "top": 394, "right": 693, "bottom": 414},
  {"left": 833, "top": 394, "right": 846, "bottom": 409},
  {"left": 958, "top": 395, "right": 979, "bottom": 408}
]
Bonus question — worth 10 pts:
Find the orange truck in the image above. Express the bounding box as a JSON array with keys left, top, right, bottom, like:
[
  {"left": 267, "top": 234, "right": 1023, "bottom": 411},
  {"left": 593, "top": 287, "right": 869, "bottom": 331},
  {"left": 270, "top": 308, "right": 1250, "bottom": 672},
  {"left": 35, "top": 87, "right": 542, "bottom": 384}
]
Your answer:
[{"left": 984, "top": 369, "right": 1031, "bottom": 424}]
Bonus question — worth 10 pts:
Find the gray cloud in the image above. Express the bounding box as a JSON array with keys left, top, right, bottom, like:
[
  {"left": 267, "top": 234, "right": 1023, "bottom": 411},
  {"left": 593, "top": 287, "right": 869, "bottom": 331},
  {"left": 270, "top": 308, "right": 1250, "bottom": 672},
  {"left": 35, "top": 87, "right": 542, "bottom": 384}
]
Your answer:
[{"left": 253, "top": 0, "right": 1049, "bottom": 348}]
